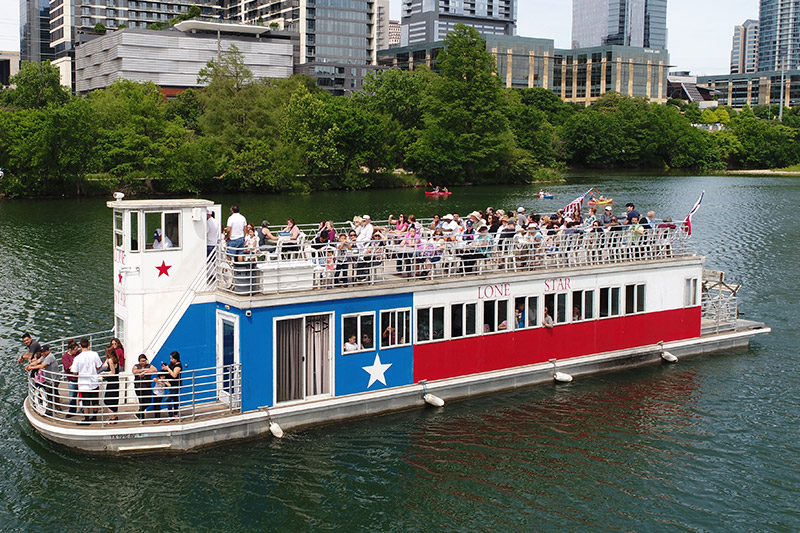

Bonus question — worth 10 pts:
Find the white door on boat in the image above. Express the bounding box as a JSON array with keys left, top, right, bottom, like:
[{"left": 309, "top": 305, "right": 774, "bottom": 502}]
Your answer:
[{"left": 216, "top": 310, "right": 240, "bottom": 407}]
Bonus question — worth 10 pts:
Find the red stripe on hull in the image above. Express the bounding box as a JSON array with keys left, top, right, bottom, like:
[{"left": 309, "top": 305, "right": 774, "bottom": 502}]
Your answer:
[{"left": 413, "top": 307, "right": 701, "bottom": 382}]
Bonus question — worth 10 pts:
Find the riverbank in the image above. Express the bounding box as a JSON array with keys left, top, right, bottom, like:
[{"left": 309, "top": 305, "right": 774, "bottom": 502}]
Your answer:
[{"left": 726, "top": 169, "right": 800, "bottom": 177}]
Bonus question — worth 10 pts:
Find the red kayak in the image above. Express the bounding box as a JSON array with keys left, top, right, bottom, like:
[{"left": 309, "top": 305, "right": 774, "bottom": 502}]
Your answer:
[{"left": 425, "top": 191, "right": 452, "bottom": 196}]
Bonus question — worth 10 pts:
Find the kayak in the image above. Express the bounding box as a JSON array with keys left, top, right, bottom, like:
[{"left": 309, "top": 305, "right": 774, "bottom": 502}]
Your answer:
[
  {"left": 425, "top": 191, "right": 452, "bottom": 196},
  {"left": 538, "top": 194, "right": 554, "bottom": 199},
  {"left": 588, "top": 198, "right": 613, "bottom": 205}
]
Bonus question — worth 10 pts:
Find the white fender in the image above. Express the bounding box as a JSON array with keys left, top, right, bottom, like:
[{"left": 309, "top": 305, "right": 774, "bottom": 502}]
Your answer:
[
  {"left": 269, "top": 421, "right": 284, "bottom": 438},
  {"left": 661, "top": 351, "right": 678, "bottom": 363},
  {"left": 554, "top": 372, "right": 573, "bottom": 383},
  {"left": 423, "top": 393, "right": 445, "bottom": 407}
]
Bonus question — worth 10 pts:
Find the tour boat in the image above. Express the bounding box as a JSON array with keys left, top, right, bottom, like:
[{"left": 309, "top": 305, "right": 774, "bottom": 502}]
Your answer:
[
  {"left": 21, "top": 196, "right": 769, "bottom": 453},
  {"left": 425, "top": 191, "right": 452, "bottom": 196}
]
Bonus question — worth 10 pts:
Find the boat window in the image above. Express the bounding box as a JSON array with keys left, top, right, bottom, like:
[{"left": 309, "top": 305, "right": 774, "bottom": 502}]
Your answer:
[
  {"left": 342, "top": 312, "right": 375, "bottom": 353},
  {"left": 114, "top": 211, "right": 124, "bottom": 249},
  {"left": 416, "top": 306, "right": 445, "bottom": 343},
  {"left": 482, "top": 299, "right": 510, "bottom": 333},
  {"left": 380, "top": 309, "right": 411, "bottom": 349},
  {"left": 599, "top": 287, "right": 622, "bottom": 318},
  {"left": 450, "top": 302, "right": 477, "bottom": 339},
  {"left": 544, "top": 293, "right": 569, "bottom": 324},
  {"left": 625, "top": 283, "right": 646, "bottom": 314},
  {"left": 572, "top": 290, "right": 594, "bottom": 321},
  {"left": 514, "top": 296, "right": 539, "bottom": 329},
  {"left": 129, "top": 212, "right": 139, "bottom": 251},
  {"left": 145, "top": 211, "right": 181, "bottom": 251},
  {"left": 684, "top": 278, "right": 698, "bottom": 307}
]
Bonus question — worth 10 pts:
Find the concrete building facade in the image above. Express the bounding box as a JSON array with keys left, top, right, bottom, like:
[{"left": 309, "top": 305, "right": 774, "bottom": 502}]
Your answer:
[
  {"left": 0, "top": 51, "right": 21, "bottom": 86},
  {"left": 730, "top": 19, "right": 759, "bottom": 74},
  {"left": 218, "top": 0, "right": 384, "bottom": 94},
  {"left": 379, "top": 36, "right": 670, "bottom": 105},
  {"left": 74, "top": 20, "right": 295, "bottom": 94},
  {"left": 699, "top": 70, "right": 800, "bottom": 108},
  {"left": 401, "top": 0, "right": 516, "bottom": 46},
  {"left": 572, "top": 0, "right": 667, "bottom": 50}
]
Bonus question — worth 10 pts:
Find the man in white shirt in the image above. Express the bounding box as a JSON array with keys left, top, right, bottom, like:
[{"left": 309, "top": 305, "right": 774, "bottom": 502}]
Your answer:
[
  {"left": 206, "top": 208, "right": 220, "bottom": 256},
  {"left": 70, "top": 338, "right": 103, "bottom": 424},
  {"left": 356, "top": 215, "right": 374, "bottom": 246},
  {"left": 225, "top": 205, "right": 247, "bottom": 261}
]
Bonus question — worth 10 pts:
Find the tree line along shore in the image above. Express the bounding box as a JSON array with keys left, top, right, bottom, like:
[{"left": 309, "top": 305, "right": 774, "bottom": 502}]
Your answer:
[{"left": 1, "top": 24, "right": 799, "bottom": 198}]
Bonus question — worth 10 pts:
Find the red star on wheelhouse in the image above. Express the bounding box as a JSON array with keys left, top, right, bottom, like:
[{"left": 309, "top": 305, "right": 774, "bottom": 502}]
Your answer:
[
  {"left": 118, "top": 273, "right": 123, "bottom": 284},
  {"left": 156, "top": 261, "right": 172, "bottom": 277}
]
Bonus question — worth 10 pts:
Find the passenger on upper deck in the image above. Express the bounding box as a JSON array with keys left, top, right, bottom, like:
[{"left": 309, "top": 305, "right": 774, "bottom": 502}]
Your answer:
[
  {"left": 61, "top": 341, "right": 81, "bottom": 416},
  {"left": 388, "top": 214, "right": 409, "bottom": 235},
  {"left": 258, "top": 220, "right": 279, "bottom": 252},
  {"left": 18, "top": 333, "right": 41, "bottom": 364},
  {"left": 516, "top": 207, "right": 527, "bottom": 227},
  {"left": 356, "top": 215, "right": 374, "bottom": 246},
  {"left": 71, "top": 338, "right": 103, "bottom": 424},
  {"left": 641, "top": 211, "right": 656, "bottom": 230},
  {"left": 132, "top": 354, "right": 156, "bottom": 419},
  {"left": 312, "top": 221, "right": 336, "bottom": 248},
  {"left": 206, "top": 209, "right": 219, "bottom": 257},
  {"left": 109, "top": 337, "right": 125, "bottom": 371},
  {"left": 244, "top": 224, "right": 259, "bottom": 258},
  {"left": 429, "top": 214, "right": 442, "bottom": 231},
  {"left": 624, "top": 203, "right": 640, "bottom": 225},
  {"left": 225, "top": 205, "right": 247, "bottom": 262},
  {"left": 152, "top": 229, "right": 173, "bottom": 250},
  {"left": 161, "top": 351, "right": 182, "bottom": 421},
  {"left": 583, "top": 207, "right": 598, "bottom": 228},
  {"left": 599, "top": 206, "right": 614, "bottom": 227}
]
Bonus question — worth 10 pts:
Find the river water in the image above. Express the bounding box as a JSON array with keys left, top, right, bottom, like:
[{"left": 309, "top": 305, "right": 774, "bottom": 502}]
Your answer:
[{"left": 0, "top": 175, "right": 797, "bottom": 531}]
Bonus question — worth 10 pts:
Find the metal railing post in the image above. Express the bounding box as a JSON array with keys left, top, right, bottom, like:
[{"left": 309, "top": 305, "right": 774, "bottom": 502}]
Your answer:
[{"left": 191, "top": 372, "right": 196, "bottom": 421}]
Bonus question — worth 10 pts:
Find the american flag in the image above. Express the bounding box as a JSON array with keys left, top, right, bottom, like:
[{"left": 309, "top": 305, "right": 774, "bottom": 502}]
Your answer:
[
  {"left": 563, "top": 188, "right": 594, "bottom": 220},
  {"left": 683, "top": 191, "right": 704, "bottom": 235}
]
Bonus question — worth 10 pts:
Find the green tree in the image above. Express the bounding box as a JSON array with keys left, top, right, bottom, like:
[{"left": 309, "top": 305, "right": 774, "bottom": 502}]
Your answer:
[
  {"left": 700, "top": 108, "right": 718, "bottom": 124},
  {"left": 1, "top": 61, "right": 71, "bottom": 109},
  {"left": 406, "top": 24, "right": 517, "bottom": 183}
]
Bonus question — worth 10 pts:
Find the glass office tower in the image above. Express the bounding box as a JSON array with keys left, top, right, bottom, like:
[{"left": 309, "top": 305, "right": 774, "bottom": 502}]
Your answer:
[
  {"left": 758, "top": 0, "right": 800, "bottom": 71},
  {"left": 572, "top": 0, "right": 667, "bottom": 50}
]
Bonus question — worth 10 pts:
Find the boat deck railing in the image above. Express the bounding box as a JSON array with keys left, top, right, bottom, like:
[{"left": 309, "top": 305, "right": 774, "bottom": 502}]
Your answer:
[
  {"left": 212, "top": 226, "right": 694, "bottom": 296},
  {"left": 26, "top": 362, "right": 242, "bottom": 428}
]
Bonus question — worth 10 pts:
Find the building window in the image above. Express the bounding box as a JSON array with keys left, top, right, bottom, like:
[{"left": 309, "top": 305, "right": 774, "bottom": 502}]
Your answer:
[
  {"left": 684, "top": 278, "right": 698, "bottom": 307},
  {"left": 599, "top": 287, "right": 621, "bottom": 318},
  {"left": 380, "top": 309, "right": 411, "bottom": 349},
  {"left": 625, "top": 284, "right": 646, "bottom": 314},
  {"left": 343, "top": 312, "right": 375, "bottom": 353},
  {"left": 417, "top": 306, "right": 445, "bottom": 343},
  {"left": 513, "top": 296, "right": 539, "bottom": 329},
  {"left": 450, "top": 302, "right": 477, "bottom": 338},
  {"left": 572, "top": 290, "right": 594, "bottom": 322}
]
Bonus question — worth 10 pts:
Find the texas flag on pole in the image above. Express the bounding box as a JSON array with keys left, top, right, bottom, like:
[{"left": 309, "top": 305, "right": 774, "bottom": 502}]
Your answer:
[
  {"left": 563, "top": 187, "right": 594, "bottom": 220},
  {"left": 683, "top": 191, "right": 704, "bottom": 235}
]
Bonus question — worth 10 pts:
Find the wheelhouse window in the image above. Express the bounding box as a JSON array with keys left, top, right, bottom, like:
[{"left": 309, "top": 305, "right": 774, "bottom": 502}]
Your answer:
[
  {"left": 544, "top": 293, "right": 568, "bottom": 324},
  {"left": 450, "top": 302, "right": 477, "bottom": 339},
  {"left": 343, "top": 312, "right": 374, "bottom": 353},
  {"left": 145, "top": 211, "right": 180, "bottom": 250},
  {"left": 417, "top": 306, "right": 445, "bottom": 343},
  {"left": 625, "top": 284, "right": 646, "bottom": 315},
  {"left": 482, "top": 299, "right": 510, "bottom": 333},
  {"left": 130, "top": 212, "right": 139, "bottom": 251},
  {"left": 684, "top": 278, "right": 698, "bottom": 307},
  {"left": 599, "top": 287, "right": 621, "bottom": 318},
  {"left": 380, "top": 309, "right": 411, "bottom": 349},
  {"left": 514, "top": 296, "right": 539, "bottom": 329},
  {"left": 114, "top": 211, "right": 124, "bottom": 248},
  {"left": 572, "top": 290, "right": 595, "bottom": 321}
]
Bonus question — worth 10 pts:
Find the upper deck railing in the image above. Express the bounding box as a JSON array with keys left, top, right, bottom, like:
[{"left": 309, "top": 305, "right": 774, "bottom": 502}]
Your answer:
[{"left": 210, "top": 222, "right": 694, "bottom": 296}]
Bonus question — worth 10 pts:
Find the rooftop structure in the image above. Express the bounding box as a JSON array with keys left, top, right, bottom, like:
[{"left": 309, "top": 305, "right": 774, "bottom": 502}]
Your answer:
[
  {"left": 401, "top": 0, "right": 517, "bottom": 46},
  {"left": 74, "top": 21, "right": 296, "bottom": 94},
  {"left": 572, "top": 0, "right": 667, "bottom": 50},
  {"left": 730, "top": 19, "right": 759, "bottom": 74}
]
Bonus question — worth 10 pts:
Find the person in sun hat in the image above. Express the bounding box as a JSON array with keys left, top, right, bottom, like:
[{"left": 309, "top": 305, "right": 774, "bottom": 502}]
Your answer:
[
  {"left": 516, "top": 207, "right": 527, "bottom": 227},
  {"left": 599, "top": 205, "right": 614, "bottom": 227}
]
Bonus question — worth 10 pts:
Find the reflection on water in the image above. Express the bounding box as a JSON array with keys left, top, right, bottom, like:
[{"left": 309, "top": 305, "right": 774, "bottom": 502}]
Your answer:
[{"left": 0, "top": 176, "right": 798, "bottom": 530}]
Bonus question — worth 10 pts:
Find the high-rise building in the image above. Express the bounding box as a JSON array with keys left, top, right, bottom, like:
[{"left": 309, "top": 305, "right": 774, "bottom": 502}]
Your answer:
[
  {"left": 730, "top": 19, "right": 759, "bottom": 74},
  {"left": 572, "top": 0, "right": 667, "bottom": 50},
  {"left": 377, "top": 0, "right": 391, "bottom": 51},
  {"left": 220, "top": 0, "right": 383, "bottom": 94},
  {"left": 758, "top": 0, "right": 800, "bottom": 71},
  {"left": 20, "top": 0, "right": 55, "bottom": 62},
  {"left": 389, "top": 20, "right": 401, "bottom": 48},
  {"left": 401, "top": 0, "right": 517, "bottom": 47}
]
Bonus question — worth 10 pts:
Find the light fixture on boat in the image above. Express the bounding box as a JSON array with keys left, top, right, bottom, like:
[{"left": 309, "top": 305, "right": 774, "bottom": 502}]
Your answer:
[
  {"left": 549, "top": 358, "right": 573, "bottom": 383},
  {"left": 658, "top": 341, "right": 679, "bottom": 363},
  {"left": 419, "top": 380, "right": 445, "bottom": 407},
  {"left": 113, "top": 191, "right": 125, "bottom": 201}
]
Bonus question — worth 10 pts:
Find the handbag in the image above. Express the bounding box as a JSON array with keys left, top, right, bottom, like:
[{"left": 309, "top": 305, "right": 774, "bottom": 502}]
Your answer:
[{"left": 35, "top": 369, "right": 46, "bottom": 384}]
